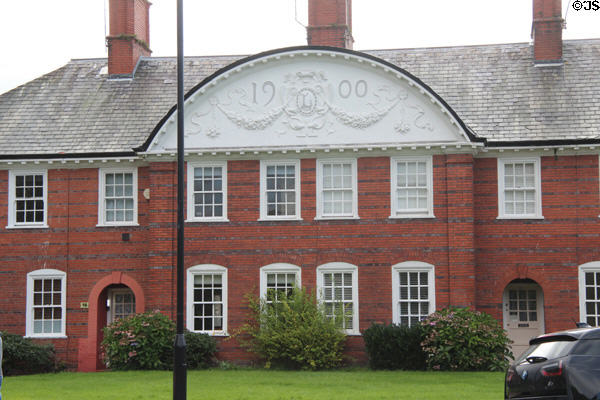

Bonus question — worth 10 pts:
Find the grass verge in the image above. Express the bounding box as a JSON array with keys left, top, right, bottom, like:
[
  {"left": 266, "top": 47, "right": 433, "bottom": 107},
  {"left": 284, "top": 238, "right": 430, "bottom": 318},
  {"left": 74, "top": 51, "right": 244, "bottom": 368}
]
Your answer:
[{"left": 3, "top": 369, "right": 504, "bottom": 400}]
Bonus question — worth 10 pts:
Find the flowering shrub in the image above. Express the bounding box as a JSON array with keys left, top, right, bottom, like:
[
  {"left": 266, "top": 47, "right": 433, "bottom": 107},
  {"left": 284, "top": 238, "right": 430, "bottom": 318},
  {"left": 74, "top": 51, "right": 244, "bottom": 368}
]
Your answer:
[
  {"left": 362, "top": 323, "right": 426, "bottom": 370},
  {"left": 102, "top": 311, "right": 175, "bottom": 370},
  {"left": 235, "top": 288, "right": 346, "bottom": 370},
  {"left": 102, "top": 311, "right": 217, "bottom": 370},
  {"left": 421, "top": 307, "right": 512, "bottom": 371}
]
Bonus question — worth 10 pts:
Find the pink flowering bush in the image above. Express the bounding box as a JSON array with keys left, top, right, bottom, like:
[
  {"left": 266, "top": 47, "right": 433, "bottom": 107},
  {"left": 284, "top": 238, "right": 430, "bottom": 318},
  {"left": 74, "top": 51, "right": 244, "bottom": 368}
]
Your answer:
[
  {"left": 421, "top": 307, "right": 512, "bottom": 371},
  {"left": 102, "top": 311, "right": 217, "bottom": 370},
  {"left": 102, "top": 311, "right": 175, "bottom": 370}
]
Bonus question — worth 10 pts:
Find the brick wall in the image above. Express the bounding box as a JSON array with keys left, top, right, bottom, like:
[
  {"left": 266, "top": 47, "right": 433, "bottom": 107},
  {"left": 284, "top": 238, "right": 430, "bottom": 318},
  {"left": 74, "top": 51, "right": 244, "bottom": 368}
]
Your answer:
[
  {"left": 474, "top": 155, "right": 600, "bottom": 332},
  {"left": 0, "top": 152, "right": 598, "bottom": 369}
]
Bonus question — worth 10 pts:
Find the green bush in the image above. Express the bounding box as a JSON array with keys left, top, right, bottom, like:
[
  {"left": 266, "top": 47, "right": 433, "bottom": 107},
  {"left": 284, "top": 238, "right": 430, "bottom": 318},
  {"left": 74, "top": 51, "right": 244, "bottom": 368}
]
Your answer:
[
  {"left": 235, "top": 288, "right": 347, "bottom": 370},
  {"left": 102, "top": 311, "right": 175, "bottom": 370},
  {"left": 184, "top": 330, "right": 217, "bottom": 369},
  {"left": 362, "top": 323, "right": 426, "bottom": 370},
  {"left": 101, "top": 311, "right": 217, "bottom": 371},
  {"left": 0, "top": 331, "right": 63, "bottom": 375},
  {"left": 421, "top": 307, "right": 513, "bottom": 371}
]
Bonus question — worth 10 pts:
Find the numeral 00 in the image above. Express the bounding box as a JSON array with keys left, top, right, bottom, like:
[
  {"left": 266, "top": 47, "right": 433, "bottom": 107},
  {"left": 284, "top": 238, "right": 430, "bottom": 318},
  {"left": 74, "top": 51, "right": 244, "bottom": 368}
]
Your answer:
[{"left": 338, "top": 79, "right": 368, "bottom": 99}]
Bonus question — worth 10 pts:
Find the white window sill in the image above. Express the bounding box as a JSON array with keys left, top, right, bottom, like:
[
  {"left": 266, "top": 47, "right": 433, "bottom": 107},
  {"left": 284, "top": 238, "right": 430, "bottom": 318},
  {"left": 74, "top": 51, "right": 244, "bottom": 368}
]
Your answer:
[
  {"left": 190, "top": 331, "right": 229, "bottom": 337},
  {"left": 185, "top": 218, "right": 230, "bottom": 223},
  {"left": 96, "top": 223, "right": 140, "bottom": 228},
  {"left": 6, "top": 224, "right": 49, "bottom": 229},
  {"left": 496, "top": 215, "right": 544, "bottom": 220},
  {"left": 344, "top": 331, "right": 362, "bottom": 336},
  {"left": 25, "top": 335, "right": 68, "bottom": 339},
  {"left": 315, "top": 216, "right": 360, "bottom": 221},
  {"left": 389, "top": 214, "right": 435, "bottom": 219},
  {"left": 258, "top": 217, "right": 303, "bottom": 222}
]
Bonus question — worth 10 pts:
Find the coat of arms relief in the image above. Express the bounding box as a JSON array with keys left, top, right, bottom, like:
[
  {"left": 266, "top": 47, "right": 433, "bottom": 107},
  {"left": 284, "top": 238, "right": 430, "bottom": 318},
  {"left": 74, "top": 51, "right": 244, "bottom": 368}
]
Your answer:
[{"left": 187, "top": 70, "right": 433, "bottom": 139}]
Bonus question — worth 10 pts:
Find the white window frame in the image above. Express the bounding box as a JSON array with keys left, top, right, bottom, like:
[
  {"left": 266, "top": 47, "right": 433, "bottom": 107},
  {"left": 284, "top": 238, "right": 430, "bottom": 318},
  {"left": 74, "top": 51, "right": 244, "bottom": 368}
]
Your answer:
[
  {"left": 579, "top": 262, "right": 600, "bottom": 327},
  {"left": 98, "top": 168, "right": 139, "bottom": 226},
  {"left": 186, "top": 264, "right": 228, "bottom": 335},
  {"left": 391, "top": 261, "right": 436, "bottom": 326},
  {"left": 7, "top": 169, "right": 48, "bottom": 228},
  {"left": 186, "top": 161, "right": 228, "bottom": 222},
  {"left": 316, "top": 262, "right": 359, "bottom": 335},
  {"left": 316, "top": 159, "right": 358, "bottom": 220},
  {"left": 497, "top": 157, "right": 543, "bottom": 219},
  {"left": 390, "top": 156, "right": 434, "bottom": 218},
  {"left": 259, "top": 263, "right": 302, "bottom": 302},
  {"left": 26, "top": 268, "right": 67, "bottom": 338},
  {"left": 259, "top": 160, "right": 302, "bottom": 221}
]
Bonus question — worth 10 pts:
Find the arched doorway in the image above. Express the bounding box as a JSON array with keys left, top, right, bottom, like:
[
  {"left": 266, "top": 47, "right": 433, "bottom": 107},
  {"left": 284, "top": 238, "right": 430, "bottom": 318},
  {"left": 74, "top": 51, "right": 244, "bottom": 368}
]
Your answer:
[
  {"left": 77, "top": 272, "right": 145, "bottom": 372},
  {"left": 502, "top": 279, "right": 544, "bottom": 359}
]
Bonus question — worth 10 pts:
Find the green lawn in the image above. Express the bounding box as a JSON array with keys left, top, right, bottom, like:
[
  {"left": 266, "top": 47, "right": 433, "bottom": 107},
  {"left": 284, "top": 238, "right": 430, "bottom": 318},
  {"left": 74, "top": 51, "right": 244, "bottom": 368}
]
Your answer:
[{"left": 3, "top": 369, "right": 504, "bottom": 400}]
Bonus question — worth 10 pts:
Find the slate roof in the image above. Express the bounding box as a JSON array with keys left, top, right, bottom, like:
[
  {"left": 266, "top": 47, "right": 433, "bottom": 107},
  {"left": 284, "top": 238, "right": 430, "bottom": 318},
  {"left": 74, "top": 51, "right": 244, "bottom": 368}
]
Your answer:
[{"left": 0, "top": 39, "right": 599, "bottom": 157}]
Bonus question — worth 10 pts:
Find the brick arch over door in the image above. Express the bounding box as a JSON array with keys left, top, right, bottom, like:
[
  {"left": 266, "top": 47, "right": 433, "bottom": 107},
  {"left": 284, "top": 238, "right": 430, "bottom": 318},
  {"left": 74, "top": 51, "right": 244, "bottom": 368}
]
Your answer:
[{"left": 77, "top": 271, "right": 145, "bottom": 372}]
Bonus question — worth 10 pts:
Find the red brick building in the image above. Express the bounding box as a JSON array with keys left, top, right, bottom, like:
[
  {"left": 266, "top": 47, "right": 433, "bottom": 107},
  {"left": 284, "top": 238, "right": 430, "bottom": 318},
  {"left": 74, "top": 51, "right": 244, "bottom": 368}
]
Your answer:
[{"left": 1, "top": 0, "right": 600, "bottom": 371}]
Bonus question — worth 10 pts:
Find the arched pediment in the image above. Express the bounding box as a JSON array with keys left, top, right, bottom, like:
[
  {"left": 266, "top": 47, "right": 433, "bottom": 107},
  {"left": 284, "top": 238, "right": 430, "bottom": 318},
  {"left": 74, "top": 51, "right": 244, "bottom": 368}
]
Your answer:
[{"left": 146, "top": 47, "right": 479, "bottom": 154}]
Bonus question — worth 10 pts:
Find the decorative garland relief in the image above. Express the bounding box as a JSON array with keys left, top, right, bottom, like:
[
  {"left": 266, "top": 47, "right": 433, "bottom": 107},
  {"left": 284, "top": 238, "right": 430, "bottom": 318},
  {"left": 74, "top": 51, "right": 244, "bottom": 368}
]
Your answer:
[{"left": 187, "top": 70, "right": 434, "bottom": 139}]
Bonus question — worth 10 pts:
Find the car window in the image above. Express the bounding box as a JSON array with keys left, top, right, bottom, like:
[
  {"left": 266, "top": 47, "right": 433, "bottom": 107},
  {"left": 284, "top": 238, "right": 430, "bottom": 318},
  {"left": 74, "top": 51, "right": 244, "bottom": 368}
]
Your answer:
[
  {"left": 518, "top": 340, "right": 577, "bottom": 363},
  {"left": 572, "top": 339, "right": 600, "bottom": 356}
]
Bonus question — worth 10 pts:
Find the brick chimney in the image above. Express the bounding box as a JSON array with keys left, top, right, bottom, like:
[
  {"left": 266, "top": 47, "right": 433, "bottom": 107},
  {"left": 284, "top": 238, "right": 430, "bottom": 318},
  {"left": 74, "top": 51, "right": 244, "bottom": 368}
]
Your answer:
[
  {"left": 307, "top": 0, "right": 354, "bottom": 49},
  {"left": 532, "top": 0, "right": 563, "bottom": 64},
  {"left": 106, "top": 0, "right": 152, "bottom": 76}
]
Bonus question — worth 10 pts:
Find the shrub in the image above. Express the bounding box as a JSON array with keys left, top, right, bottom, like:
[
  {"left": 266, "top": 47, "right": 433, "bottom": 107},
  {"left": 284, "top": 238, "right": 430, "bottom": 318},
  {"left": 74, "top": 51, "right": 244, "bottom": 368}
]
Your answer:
[
  {"left": 101, "top": 311, "right": 217, "bottom": 371},
  {"left": 184, "top": 330, "right": 217, "bottom": 369},
  {"left": 0, "top": 331, "right": 63, "bottom": 375},
  {"left": 362, "top": 323, "right": 426, "bottom": 370},
  {"left": 421, "top": 307, "right": 512, "bottom": 371},
  {"left": 102, "top": 311, "right": 175, "bottom": 370},
  {"left": 235, "top": 288, "right": 346, "bottom": 370}
]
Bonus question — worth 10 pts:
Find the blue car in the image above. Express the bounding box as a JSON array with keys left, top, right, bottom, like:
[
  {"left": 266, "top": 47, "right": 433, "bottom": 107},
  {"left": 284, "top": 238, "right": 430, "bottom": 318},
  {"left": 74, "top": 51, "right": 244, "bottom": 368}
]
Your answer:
[{"left": 505, "top": 326, "right": 600, "bottom": 400}]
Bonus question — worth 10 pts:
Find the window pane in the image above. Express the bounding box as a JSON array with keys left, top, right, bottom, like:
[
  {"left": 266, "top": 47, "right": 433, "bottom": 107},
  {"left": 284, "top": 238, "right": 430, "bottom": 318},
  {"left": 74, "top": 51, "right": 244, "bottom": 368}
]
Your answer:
[
  {"left": 193, "top": 166, "right": 225, "bottom": 219},
  {"left": 14, "top": 174, "right": 45, "bottom": 224},
  {"left": 397, "top": 269, "right": 432, "bottom": 326},
  {"left": 321, "top": 269, "right": 354, "bottom": 330},
  {"left": 321, "top": 162, "right": 353, "bottom": 216},
  {"left": 192, "top": 273, "right": 225, "bottom": 332},
  {"left": 265, "top": 163, "right": 298, "bottom": 218},
  {"left": 395, "top": 160, "right": 429, "bottom": 213},
  {"left": 31, "top": 276, "right": 63, "bottom": 334},
  {"left": 503, "top": 162, "right": 537, "bottom": 216},
  {"left": 586, "top": 272, "right": 594, "bottom": 286},
  {"left": 584, "top": 269, "right": 600, "bottom": 327}
]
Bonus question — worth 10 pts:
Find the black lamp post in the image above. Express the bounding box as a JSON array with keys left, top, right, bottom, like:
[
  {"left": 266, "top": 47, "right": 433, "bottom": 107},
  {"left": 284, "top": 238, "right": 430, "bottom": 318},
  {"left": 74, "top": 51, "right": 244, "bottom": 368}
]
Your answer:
[{"left": 173, "top": 0, "right": 187, "bottom": 398}]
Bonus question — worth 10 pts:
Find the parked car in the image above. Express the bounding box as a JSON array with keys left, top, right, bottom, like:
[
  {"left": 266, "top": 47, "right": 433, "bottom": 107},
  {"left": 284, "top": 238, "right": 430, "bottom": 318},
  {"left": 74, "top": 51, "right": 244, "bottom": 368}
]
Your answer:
[{"left": 505, "top": 326, "right": 600, "bottom": 399}]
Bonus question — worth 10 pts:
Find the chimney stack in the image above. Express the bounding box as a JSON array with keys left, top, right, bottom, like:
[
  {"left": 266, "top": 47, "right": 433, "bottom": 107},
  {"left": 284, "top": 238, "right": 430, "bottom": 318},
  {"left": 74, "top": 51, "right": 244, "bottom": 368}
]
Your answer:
[
  {"left": 106, "top": 0, "right": 152, "bottom": 76},
  {"left": 532, "top": 0, "right": 563, "bottom": 64},
  {"left": 307, "top": 0, "right": 354, "bottom": 49}
]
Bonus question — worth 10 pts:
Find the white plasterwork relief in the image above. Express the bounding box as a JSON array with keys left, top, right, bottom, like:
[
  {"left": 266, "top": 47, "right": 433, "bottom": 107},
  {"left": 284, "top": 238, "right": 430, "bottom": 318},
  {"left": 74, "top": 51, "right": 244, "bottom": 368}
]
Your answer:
[{"left": 186, "top": 70, "right": 435, "bottom": 139}]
